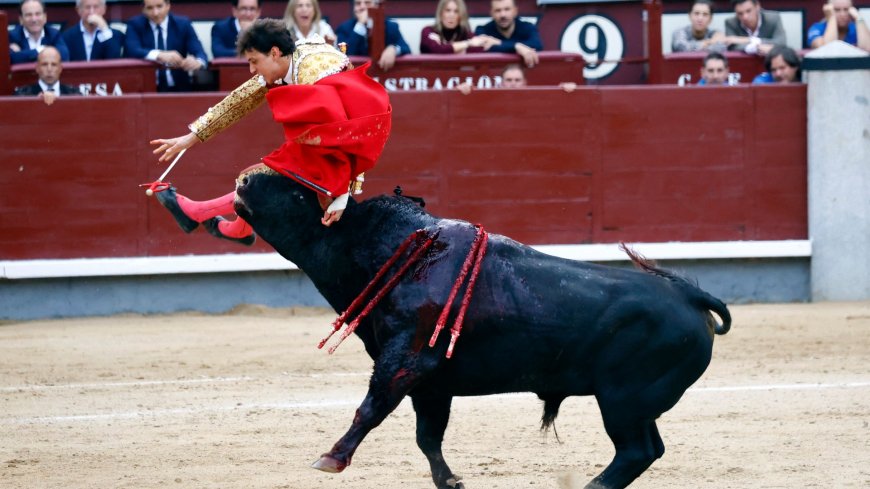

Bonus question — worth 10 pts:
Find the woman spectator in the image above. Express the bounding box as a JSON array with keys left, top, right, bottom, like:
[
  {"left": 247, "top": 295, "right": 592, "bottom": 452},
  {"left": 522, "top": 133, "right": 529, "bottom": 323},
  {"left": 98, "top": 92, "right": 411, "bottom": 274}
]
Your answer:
[
  {"left": 752, "top": 45, "right": 802, "bottom": 84},
  {"left": 420, "top": 0, "right": 485, "bottom": 54},
  {"left": 283, "top": 0, "right": 335, "bottom": 44},
  {"left": 672, "top": 0, "right": 727, "bottom": 52}
]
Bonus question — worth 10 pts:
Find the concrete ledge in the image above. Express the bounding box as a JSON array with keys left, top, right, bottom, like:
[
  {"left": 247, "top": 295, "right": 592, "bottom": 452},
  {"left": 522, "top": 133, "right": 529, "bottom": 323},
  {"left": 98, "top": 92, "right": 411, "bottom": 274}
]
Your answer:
[{"left": 1, "top": 240, "right": 812, "bottom": 280}]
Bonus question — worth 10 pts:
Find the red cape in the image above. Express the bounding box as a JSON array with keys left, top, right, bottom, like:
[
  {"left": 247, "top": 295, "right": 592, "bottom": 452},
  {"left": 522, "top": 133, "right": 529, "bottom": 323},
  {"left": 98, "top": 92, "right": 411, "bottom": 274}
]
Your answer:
[{"left": 262, "top": 63, "right": 392, "bottom": 197}]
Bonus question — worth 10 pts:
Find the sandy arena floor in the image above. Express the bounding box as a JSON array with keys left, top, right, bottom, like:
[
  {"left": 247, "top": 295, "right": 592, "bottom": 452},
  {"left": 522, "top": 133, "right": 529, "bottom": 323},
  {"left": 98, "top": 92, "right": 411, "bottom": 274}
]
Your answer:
[{"left": 2, "top": 302, "right": 869, "bottom": 489}]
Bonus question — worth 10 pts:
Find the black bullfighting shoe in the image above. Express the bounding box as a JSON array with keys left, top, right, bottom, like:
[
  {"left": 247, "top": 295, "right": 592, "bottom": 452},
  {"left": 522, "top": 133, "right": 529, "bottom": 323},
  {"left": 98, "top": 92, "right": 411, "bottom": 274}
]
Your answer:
[
  {"left": 202, "top": 217, "right": 256, "bottom": 246},
  {"left": 155, "top": 187, "right": 199, "bottom": 233}
]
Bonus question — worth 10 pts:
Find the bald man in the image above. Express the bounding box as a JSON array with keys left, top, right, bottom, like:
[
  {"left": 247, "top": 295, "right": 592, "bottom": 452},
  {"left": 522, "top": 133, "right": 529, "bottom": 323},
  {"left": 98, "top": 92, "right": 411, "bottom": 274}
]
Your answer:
[{"left": 13, "top": 46, "right": 80, "bottom": 105}]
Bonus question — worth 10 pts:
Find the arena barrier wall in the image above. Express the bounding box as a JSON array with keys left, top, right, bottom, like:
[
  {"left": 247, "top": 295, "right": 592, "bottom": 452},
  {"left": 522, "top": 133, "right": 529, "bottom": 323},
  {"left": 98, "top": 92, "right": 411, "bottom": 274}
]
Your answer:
[{"left": 0, "top": 85, "right": 810, "bottom": 317}]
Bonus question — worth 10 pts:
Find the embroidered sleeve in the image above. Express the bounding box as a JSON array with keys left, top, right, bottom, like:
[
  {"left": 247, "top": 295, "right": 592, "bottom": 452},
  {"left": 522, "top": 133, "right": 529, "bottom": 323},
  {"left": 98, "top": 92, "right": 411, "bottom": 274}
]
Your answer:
[{"left": 188, "top": 75, "right": 268, "bottom": 142}]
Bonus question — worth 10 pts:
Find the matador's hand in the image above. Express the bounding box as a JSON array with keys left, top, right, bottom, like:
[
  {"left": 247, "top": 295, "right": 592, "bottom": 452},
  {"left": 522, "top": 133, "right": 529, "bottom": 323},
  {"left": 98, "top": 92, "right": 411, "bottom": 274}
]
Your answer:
[{"left": 151, "top": 132, "right": 199, "bottom": 162}]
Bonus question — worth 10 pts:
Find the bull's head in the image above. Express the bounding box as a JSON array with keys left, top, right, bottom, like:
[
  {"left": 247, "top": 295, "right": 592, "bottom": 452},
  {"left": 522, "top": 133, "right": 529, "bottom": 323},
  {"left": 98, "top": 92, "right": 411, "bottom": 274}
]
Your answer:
[{"left": 233, "top": 165, "right": 327, "bottom": 249}]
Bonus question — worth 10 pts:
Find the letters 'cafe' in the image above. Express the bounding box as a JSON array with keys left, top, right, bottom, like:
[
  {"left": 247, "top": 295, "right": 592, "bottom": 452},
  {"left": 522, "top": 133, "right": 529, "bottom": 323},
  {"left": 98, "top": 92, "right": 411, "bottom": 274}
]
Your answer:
[{"left": 0, "top": 0, "right": 850, "bottom": 94}]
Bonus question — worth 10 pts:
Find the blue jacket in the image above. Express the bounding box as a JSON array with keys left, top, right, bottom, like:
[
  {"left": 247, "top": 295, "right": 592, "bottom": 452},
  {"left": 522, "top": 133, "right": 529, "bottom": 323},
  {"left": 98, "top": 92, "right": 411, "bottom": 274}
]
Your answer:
[
  {"left": 124, "top": 13, "right": 208, "bottom": 90},
  {"left": 61, "top": 22, "right": 124, "bottom": 61},
  {"left": 211, "top": 16, "right": 240, "bottom": 58},
  {"left": 8, "top": 24, "right": 70, "bottom": 64},
  {"left": 335, "top": 18, "right": 410, "bottom": 57},
  {"left": 474, "top": 19, "right": 543, "bottom": 53}
]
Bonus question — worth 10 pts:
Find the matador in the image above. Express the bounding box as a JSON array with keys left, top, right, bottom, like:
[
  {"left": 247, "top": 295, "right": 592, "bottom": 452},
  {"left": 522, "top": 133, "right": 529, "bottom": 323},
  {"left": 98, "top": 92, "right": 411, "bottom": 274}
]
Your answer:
[{"left": 151, "top": 19, "right": 392, "bottom": 245}]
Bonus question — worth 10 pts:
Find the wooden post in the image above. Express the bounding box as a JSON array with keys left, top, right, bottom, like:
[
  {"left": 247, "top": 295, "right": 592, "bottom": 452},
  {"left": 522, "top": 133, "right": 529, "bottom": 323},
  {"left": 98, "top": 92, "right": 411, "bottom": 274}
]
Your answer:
[
  {"left": 0, "top": 11, "right": 11, "bottom": 95},
  {"left": 368, "top": 2, "right": 385, "bottom": 61},
  {"left": 643, "top": 0, "right": 663, "bottom": 84}
]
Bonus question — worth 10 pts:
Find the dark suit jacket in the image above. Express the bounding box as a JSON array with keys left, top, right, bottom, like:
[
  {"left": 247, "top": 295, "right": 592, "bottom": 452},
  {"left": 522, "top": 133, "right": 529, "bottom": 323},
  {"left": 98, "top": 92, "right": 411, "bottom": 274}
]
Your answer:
[
  {"left": 14, "top": 82, "right": 80, "bottom": 96},
  {"left": 8, "top": 24, "right": 70, "bottom": 64},
  {"left": 124, "top": 13, "right": 208, "bottom": 91},
  {"left": 335, "top": 18, "right": 410, "bottom": 57},
  {"left": 61, "top": 23, "right": 125, "bottom": 61},
  {"left": 474, "top": 19, "right": 543, "bottom": 53},
  {"left": 211, "top": 16, "right": 240, "bottom": 58},
  {"left": 724, "top": 9, "right": 787, "bottom": 51}
]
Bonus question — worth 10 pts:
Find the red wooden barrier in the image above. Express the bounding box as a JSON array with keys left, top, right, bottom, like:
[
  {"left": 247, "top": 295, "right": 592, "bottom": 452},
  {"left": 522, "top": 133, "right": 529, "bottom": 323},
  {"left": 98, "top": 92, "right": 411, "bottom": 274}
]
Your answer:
[
  {"left": 0, "top": 85, "right": 806, "bottom": 261},
  {"left": 9, "top": 59, "right": 158, "bottom": 95},
  {"left": 661, "top": 52, "right": 767, "bottom": 85},
  {"left": 213, "top": 52, "right": 585, "bottom": 92},
  {"left": 0, "top": 11, "right": 10, "bottom": 96}
]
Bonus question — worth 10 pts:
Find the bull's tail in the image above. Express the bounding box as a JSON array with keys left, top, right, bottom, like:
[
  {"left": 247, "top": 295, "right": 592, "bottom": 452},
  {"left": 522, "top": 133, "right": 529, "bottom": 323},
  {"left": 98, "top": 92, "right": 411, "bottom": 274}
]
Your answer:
[
  {"left": 539, "top": 395, "right": 565, "bottom": 442},
  {"left": 620, "top": 243, "right": 731, "bottom": 335}
]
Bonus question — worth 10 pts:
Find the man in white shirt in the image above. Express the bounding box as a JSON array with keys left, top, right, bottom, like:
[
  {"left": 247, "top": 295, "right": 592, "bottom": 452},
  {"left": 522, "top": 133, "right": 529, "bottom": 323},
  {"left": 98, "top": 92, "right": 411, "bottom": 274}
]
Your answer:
[
  {"left": 724, "top": 0, "right": 787, "bottom": 56},
  {"left": 61, "top": 0, "right": 125, "bottom": 61},
  {"left": 13, "top": 47, "right": 80, "bottom": 105},
  {"left": 8, "top": 0, "right": 70, "bottom": 64}
]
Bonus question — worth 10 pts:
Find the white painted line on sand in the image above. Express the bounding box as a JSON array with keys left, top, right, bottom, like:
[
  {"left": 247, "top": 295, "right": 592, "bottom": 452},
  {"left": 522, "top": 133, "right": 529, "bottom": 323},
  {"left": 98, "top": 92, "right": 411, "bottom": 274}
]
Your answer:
[{"left": 1, "top": 379, "right": 867, "bottom": 425}]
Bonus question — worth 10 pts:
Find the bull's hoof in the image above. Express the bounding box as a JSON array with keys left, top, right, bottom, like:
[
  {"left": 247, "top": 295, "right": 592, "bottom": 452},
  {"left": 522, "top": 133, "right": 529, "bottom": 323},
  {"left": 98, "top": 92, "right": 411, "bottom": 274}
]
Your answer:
[
  {"left": 444, "top": 477, "right": 464, "bottom": 489},
  {"left": 311, "top": 454, "right": 346, "bottom": 473}
]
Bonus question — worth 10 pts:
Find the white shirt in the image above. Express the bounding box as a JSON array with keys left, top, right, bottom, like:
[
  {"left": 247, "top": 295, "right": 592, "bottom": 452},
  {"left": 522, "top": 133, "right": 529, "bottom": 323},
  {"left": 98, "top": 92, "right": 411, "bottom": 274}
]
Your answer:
[
  {"left": 293, "top": 20, "right": 335, "bottom": 43},
  {"left": 25, "top": 29, "right": 45, "bottom": 51},
  {"left": 147, "top": 18, "right": 175, "bottom": 86},
  {"left": 78, "top": 20, "right": 113, "bottom": 61},
  {"left": 739, "top": 14, "right": 764, "bottom": 54},
  {"left": 38, "top": 79, "right": 61, "bottom": 94}
]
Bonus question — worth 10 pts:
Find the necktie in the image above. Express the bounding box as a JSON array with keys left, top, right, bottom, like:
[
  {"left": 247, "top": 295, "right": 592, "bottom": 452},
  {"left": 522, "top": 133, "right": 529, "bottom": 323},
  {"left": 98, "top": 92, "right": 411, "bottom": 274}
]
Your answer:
[{"left": 156, "top": 25, "right": 168, "bottom": 88}]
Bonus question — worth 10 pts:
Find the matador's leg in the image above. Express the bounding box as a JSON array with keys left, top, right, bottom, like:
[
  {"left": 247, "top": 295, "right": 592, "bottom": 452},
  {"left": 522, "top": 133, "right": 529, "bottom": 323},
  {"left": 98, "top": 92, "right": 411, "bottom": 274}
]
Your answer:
[{"left": 156, "top": 187, "right": 255, "bottom": 246}]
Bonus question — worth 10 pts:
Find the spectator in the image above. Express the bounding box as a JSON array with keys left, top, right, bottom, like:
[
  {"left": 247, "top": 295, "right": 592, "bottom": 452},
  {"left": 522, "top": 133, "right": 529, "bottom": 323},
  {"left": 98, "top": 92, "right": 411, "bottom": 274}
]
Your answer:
[
  {"left": 698, "top": 51, "right": 731, "bottom": 85},
  {"left": 124, "top": 0, "right": 209, "bottom": 92},
  {"left": 62, "top": 0, "right": 124, "bottom": 61},
  {"left": 672, "top": 0, "right": 727, "bottom": 52},
  {"left": 474, "top": 0, "right": 542, "bottom": 68},
  {"left": 500, "top": 63, "right": 526, "bottom": 88},
  {"left": 284, "top": 0, "right": 335, "bottom": 44},
  {"left": 420, "top": 0, "right": 485, "bottom": 54},
  {"left": 8, "top": 0, "right": 70, "bottom": 65},
  {"left": 752, "top": 45, "right": 802, "bottom": 83},
  {"left": 211, "top": 0, "right": 260, "bottom": 58},
  {"left": 336, "top": 0, "right": 410, "bottom": 71},
  {"left": 724, "top": 0, "right": 786, "bottom": 56},
  {"left": 807, "top": 0, "right": 870, "bottom": 52},
  {"left": 13, "top": 46, "right": 79, "bottom": 105}
]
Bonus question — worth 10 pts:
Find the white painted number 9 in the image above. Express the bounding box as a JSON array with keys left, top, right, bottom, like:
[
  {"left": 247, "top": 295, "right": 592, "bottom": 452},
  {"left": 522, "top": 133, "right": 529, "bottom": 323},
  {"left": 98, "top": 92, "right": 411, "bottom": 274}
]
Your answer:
[{"left": 560, "top": 15, "right": 624, "bottom": 80}]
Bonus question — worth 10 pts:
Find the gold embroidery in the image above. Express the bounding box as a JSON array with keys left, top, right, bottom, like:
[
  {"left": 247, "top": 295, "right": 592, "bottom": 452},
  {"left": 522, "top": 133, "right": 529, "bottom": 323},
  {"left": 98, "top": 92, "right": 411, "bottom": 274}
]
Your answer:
[{"left": 189, "top": 75, "right": 268, "bottom": 142}]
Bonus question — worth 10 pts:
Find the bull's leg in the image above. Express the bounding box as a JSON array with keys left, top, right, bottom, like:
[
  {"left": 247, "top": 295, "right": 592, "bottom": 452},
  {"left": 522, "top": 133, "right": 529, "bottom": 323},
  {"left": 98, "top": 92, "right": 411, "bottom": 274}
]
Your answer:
[
  {"left": 312, "top": 340, "right": 433, "bottom": 473},
  {"left": 585, "top": 413, "right": 664, "bottom": 489},
  {"left": 412, "top": 395, "right": 464, "bottom": 489}
]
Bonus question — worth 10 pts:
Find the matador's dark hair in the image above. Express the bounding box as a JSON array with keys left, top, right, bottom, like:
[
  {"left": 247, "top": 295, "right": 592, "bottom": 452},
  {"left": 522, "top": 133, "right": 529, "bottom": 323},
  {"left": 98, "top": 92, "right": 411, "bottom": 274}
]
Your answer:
[{"left": 237, "top": 18, "right": 296, "bottom": 57}]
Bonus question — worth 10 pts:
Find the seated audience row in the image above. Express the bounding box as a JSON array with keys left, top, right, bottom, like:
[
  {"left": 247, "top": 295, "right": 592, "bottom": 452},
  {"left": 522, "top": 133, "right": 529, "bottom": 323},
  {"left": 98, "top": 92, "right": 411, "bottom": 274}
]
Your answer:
[
  {"left": 7, "top": 0, "right": 544, "bottom": 90},
  {"left": 673, "top": 0, "right": 868, "bottom": 54},
  {"left": 694, "top": 46, "right": 801, "bottom": 86}
]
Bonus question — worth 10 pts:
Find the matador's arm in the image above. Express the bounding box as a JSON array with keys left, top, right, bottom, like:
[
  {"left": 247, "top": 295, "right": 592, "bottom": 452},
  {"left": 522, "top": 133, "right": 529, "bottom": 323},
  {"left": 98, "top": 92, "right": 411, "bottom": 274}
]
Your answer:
[{"left": 188, "top": 75, "right": 269, "bottom": 142}]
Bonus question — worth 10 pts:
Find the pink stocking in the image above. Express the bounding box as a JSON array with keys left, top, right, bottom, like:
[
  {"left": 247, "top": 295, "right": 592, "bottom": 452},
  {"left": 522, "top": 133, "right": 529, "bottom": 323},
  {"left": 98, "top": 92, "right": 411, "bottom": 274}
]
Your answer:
[
  {"left": 217, "top": 217, "right": 253, "bottom": 239},
  {"left": 176, "top": 191, "right": 236, "bottom": 223}
]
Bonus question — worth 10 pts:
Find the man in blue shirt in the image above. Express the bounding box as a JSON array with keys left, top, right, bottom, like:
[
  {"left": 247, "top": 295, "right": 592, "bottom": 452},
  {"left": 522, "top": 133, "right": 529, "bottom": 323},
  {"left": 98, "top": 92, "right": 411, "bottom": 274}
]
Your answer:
[
  {"left": 474, "top": 0, "right": 542, "bottom": 68},
  {"left": 335, "top": 0, "right": 410, "bottom": 71},
  {"left": 807, "top": 0, "right": 870, "bottom": 52}
]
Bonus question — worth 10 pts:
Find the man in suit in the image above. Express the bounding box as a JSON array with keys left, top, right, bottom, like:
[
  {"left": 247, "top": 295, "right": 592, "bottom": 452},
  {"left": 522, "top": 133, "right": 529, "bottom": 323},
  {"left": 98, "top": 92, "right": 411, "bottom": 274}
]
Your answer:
[
  {"left": 474, "top": 0, "right": 543, "bottom": 68},
  {"left": 124, "top": 0, "right": 208, "bottom": 92},
  {"left": 336, "top": 0, "right": 410, "bottom": 71},
  {"left": 8, "top": 0, "right": 70, "bottom": 64},
  {"left": 14, "top": 47, "right": 79, "bottom": 105},
  {"left": 62, "top": 0, "right": 124, "bottom": 61},
  {"left": 724, "top": 0, "right": 787, "bottom": 56},
  {"left": 211, "top": 0, "right": 261, "bottom": 58}
]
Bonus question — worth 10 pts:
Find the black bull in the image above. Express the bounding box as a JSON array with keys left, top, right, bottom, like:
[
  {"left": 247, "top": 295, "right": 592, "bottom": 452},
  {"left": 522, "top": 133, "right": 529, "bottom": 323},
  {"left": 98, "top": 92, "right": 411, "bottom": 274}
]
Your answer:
[{"left": 233, "top": 167, "right": 731, "bottom": 489}]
